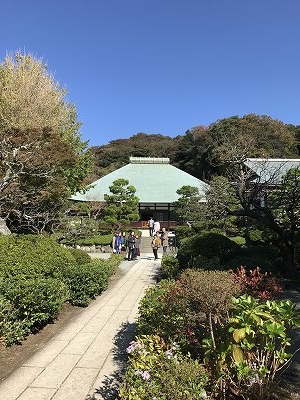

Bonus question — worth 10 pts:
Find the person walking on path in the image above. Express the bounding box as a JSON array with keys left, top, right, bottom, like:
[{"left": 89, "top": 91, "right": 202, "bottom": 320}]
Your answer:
[
  {"left": 153, "top": 219, "right": 160, "bottom": 235},
  {"left": 127, "top": 231, "right": 136, "bottom": 260},
  {"left": 121, "top": 231, "right": 127, "bottom": 258},
  {"left": 114, "top": 232, "right": 122, "bottom": 254},
  {"left": 161, "top": 227, "right": 169, "bottom": 254},
  {"left": 133, "top": 231, "right": 142, "bottom": 260},
  {"left": 147, "top": 217, "right": 154, "bottom": 236},
  {"left": 151, "top": 233, "right": 160, "bottom": 260}
]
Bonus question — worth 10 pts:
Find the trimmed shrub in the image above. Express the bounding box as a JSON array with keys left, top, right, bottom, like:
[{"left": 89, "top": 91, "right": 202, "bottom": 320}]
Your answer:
[
  {"left": 63, "top": 259, "right": 115, "bottom": 306},
  {"left": 177, "top": 232, "right": 240, "bottom": 270},
  {"left": 160, "top": 254, "right": 180, "bottom": 279},
  {"left": 0, "top": 234, "right": 75, "bottom": 279},
  {"left": 0, "top": 277, "right": 67, "bottom": 345},
  {"left": 67, "top": 248, "right": 91, "bottom": 265},
  {"left": 137, "top": 280, "right": 190, "bottom": 344}
]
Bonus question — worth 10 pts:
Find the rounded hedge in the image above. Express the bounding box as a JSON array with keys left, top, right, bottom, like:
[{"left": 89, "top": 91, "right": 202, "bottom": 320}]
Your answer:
[
  {"left": 177, "top": 232, "right": 240, "bottom": 269},
  {"left": 0, "top": 234, "right": 75, "bottom": 279}
]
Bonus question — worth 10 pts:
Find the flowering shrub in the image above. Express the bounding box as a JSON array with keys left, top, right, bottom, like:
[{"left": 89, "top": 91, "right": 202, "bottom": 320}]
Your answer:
[
  {"left": 119, "top": 335, "right": 209, "bottom": 400},
  {"left": 137, "top": 280, "right": 191, "bottom": 346},
  {"left": 230, "top": 266, "right": 283, "bottom": 299}
]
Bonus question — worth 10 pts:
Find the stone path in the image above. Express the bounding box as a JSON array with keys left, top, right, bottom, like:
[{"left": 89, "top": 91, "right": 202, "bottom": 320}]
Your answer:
[{"left": 0, "top": 253, "right": 160, "bottom": 400}]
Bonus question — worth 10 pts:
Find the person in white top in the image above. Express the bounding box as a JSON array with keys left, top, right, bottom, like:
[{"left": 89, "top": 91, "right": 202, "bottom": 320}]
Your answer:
[{"left": 153, "top": 219, "right": 161, "bottom": 235}]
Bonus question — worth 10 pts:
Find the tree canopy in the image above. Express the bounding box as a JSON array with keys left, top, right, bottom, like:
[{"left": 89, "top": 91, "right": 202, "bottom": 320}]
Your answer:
[
  {"left": 0, "top": 52, "right": 92, "bottom": 232},
  {"left": 103, "top": 179, "right": 140, "bottom": 229}
]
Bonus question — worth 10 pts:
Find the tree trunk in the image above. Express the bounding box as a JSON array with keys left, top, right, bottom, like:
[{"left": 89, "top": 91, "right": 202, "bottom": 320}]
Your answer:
[
  {"left": 279, "top": 241, "right": 296, "bottom": 278},
  {"left": 0, "top": 217, "right": 11, "bottom": 235}
]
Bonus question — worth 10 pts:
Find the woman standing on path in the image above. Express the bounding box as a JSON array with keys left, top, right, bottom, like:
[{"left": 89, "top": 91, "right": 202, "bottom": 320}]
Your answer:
[
  {"left": 151, "top": 233, "right": 160, "bottom": 260},
  {"left": 161, "top": 227, "right": 168, "bottom": 254}
]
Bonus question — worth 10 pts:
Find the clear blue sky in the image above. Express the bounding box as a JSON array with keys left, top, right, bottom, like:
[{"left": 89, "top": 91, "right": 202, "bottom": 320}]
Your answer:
[{"left": 1, "top": 0, "right": 300, "bottom": 146}]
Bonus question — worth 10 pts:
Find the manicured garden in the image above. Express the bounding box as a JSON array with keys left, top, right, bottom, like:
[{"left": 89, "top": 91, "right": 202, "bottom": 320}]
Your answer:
[
  {"left": 118, "top": 231, "right": 300, "bottom": 400},
  {"left": 0, "top": 234, "right": 122, "bottom": 346}
]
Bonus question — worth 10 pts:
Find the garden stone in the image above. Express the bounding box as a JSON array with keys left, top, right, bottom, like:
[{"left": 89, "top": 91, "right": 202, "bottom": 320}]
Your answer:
[{"left": 0, "top": 218, "right": 11, "bottom": 235}]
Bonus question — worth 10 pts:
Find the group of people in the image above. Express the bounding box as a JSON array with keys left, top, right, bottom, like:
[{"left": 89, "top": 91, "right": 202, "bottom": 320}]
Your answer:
[
  {"left": 110, "top": 220, "right": 169, "bottom": 262},
  {"left": 110, "top": 231, "right": 141, "bottom": 261}
]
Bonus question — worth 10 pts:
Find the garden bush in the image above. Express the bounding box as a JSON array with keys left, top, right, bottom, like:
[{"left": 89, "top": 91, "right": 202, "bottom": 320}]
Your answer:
[
  {"left": 137, "top": 279, "right": 190, "bottom": 345},
  {"left": 160, "top": 254, "right": 180, "bottom": 279},
  {"left": 231, "top": 266, "right": 283, "bottom": 299},
  {"left": 0, "top": 235, "right": 122, "bottom": 345},
  {"left": 63, "top": 258, "right": 116, "bottom": 306},
  {"left": 0, "top": 234, "right": 75, "bottom": 279},
  {"left": 0, "top": 277, "right": 67, "bottom": 345},
  {"left": 179, "top": 269, "right": 241, "bottom": 319},
  {"left": 67, "top": 248, "right": 91, "bottom": 265},
  {"left": 177, "top": 232, "right": 240, "bottom": 270},
  {"left": 224, "top": 244, "right": 283, "bottom": 274},
  {"left": 119, "top": 335, "right": 209, "bottom": 400}
]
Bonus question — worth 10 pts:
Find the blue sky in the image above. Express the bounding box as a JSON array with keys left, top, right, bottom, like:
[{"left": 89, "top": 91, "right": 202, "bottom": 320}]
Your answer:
[{"left": 1, "top": 0, "right": 300, "bottom": 146}]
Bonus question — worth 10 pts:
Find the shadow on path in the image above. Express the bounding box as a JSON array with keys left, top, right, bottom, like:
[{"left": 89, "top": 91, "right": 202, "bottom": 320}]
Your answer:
[{"left": 87, "top": 322, "right": 137, "bottom": 400}]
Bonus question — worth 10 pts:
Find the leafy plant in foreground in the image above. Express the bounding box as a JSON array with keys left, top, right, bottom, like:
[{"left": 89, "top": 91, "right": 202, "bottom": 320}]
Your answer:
[
  {"left": 118, "top": 335, "right": 209, "bottom": 400},
  {"left": 203, "top": 294, "right": 300, "bottom": 400}
]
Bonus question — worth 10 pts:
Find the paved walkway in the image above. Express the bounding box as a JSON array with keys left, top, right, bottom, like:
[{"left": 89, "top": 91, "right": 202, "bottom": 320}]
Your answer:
[{"left": 0, "top": 253, "right": 160, "bottom": 400}]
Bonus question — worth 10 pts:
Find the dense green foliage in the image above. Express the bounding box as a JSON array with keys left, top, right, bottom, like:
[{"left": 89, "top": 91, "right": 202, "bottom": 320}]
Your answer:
[
  {"left": 0, "top": 235, "right": 120, "bottom": 345},
  {"left": 88, "top": 114, "right": 300, "bottom": 183},
  {"left": 176, "top": 232, "right": 240, "bottom": 269},
  {"left": 124, "top": 267, "right": 300, "bottom": 400},
  {"left": 160, "top": 253, "right": 180, "bottom": 279},
  {"left": 103, "top": 178, "right": 140, "bottom": 228},
  {"left": 119, "top": 335, "right": 209, "bottom": 400},
  {"left": 88, "top": 133, "right": 179, "bottom": 181}
]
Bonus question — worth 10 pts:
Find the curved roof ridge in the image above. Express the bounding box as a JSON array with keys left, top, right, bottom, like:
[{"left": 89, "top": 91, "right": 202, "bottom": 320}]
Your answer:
[{"left": 130, "top": 156, "right": 169, "bottom": 164}]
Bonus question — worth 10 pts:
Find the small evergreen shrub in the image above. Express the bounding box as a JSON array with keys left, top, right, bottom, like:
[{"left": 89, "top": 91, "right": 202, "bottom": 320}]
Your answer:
[
  {"left": 160, "top": 254, "right": 180, "bottom": 279},
  {"left": 177, "top": 232, "right": 240, "bottom": 270},
  {"left": 67, "top": 248, "right": 91, "bottom": 265},
  {"left": 0, "top": 234, "right": 75, "bottom": 279},
  {"left": 0, "top": 277, "right": 67, "bottom": 345},
  {"left": 63, "top": 259, "right": 115, "bottom": 306},
  {"left": 137, "top": 280, "right": 190, "bottom": 344}
]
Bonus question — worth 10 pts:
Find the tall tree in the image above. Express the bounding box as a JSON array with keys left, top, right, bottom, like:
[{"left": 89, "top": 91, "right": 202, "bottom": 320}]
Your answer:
[
  {"left": 206, "top": 164, "right": 300, "bottom": 277},
  {"left": 103, "top": 179, "right": 139, "bottom": 230},
  {"left": 173, "top": 185, "right": 204, "bottom": 224},
  {"left": 0, "top": 52, "right": 92, "bottom": 232},
  {"left": 209, "top": 114, "right": 298, "bottom": 166}
]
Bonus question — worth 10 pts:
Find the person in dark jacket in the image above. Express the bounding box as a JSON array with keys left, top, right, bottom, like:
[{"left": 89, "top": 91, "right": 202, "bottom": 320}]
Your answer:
[{"left": 127, "top": 231, "right": 136, "bottom": 261}]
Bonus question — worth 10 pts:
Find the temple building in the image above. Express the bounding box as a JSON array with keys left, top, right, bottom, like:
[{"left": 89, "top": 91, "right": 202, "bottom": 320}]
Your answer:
[{"left": 71, "top": 157, "right": 208, "bottom": 228}]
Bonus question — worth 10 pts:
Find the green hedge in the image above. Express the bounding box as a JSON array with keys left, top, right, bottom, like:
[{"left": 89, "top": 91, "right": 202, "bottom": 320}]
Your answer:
[
  {"left": 176, "top": 232, "right": 240, "bottom": 270},
  {"left": 0, "top": 235, "right": 122, "bottom": 345},
  {"left": 63, "top": 259, "right": 114, "bottom": 306},
  {"left": 0, "top": 234, "right": 75, "bottom": 279}
]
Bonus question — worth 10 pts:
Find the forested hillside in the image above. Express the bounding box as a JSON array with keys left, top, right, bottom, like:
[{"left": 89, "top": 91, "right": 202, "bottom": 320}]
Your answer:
[{"left": 86, "top": 114, "right": 300, "bottom": 183}]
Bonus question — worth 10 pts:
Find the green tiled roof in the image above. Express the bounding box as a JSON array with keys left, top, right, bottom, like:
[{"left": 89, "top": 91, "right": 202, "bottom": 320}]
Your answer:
[
  {"left": 245, "top": 158, "right": 300, "bottom": 184},
  {"left": 72, "top": 157, "right": 208, "bottom": 203}
]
